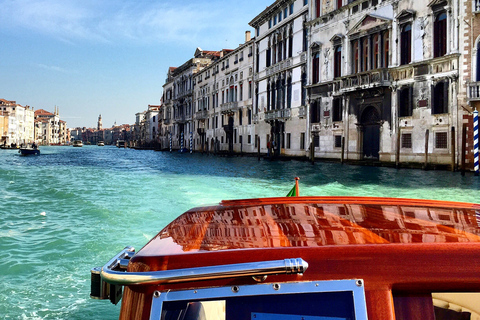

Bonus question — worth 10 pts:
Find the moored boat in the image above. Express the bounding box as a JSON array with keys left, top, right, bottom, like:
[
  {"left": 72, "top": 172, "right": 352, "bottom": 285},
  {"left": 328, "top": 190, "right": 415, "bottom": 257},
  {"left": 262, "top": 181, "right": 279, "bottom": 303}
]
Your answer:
[
  {"left": 91, "top": 193, "right": 480, "bottom": 320},
  {"left": 116, "top": 140, "right": 126, "bottom": 148},
  {"left": 97, "top": 141, "right": 105, "bottom": 146},
  {"left": 19, "top": 148, "right": 40, "bottom": 156},
  {"left": 73, "top": 140, "right": 83, "bottom": 147}
]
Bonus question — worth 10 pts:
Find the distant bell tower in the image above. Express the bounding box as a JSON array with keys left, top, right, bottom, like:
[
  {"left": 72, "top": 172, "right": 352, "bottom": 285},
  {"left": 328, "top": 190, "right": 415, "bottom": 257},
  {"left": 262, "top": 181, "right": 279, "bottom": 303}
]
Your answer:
[{"left": 98, "top": 114, "right": 103, "bottom": 130}]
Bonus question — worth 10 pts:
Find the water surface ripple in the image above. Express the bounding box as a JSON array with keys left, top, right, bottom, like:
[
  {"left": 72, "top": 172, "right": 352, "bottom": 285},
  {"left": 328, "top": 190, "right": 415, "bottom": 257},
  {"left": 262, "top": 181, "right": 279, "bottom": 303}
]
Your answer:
[{"left": 1, "top": 146, "right": 479, "bottom": 319}]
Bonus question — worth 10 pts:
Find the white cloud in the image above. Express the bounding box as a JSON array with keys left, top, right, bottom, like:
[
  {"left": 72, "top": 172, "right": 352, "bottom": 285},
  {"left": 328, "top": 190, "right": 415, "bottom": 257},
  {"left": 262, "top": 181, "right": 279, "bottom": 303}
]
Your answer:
[
  {"left": 0, "top": 0, "right": 250, "bottom": 46},
  {"left": 36, "top": 63, "right": 75, "bottom": 74}
]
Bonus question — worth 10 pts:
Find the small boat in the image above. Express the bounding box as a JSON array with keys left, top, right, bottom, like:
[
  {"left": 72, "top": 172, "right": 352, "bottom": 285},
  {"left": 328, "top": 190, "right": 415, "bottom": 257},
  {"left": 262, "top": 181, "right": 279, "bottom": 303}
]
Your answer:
[
  {"left": 19, "top": 148, "right": 40, "bottom": 156},
  {"left": 91, "top": 182, "right": 480, "bottom": 320},
  {"left": 97, "top": 141, "right": 105, "bottom": 146},
  {"left": 73, "top": 140, "right": 83, "bottom": 147},
  {"left": 116, "top": 140, "right": 126, "bottom": 148}
]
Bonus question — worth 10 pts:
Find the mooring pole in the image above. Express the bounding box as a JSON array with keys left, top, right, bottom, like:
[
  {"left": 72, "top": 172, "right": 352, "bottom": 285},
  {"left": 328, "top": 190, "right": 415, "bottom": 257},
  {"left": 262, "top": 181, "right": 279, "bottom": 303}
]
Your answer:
[
  {"left": 396, "top": 128, "right": 401, "bottom": 169},
  {"left": 341, "top": 136, "right": 345, "bottom": 165},
  {"left": 451, "top": 126, "right": 455, "bottom": 172},
  {"left": 474, "top": 110, "right": 479, "bottom": 176},
  {"left": 190, "top": 132, "right": 193, "bottom": 154},
  {"left": 257, "top": 136, "right": 261, "bottom": 161},
  {"left": 423, "top": 129, "right": 429, "bottom": 170}
]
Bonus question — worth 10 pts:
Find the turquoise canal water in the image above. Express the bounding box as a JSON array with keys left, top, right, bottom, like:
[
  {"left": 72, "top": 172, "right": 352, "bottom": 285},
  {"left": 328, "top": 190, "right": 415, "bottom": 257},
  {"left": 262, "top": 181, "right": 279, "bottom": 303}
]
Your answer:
[{"left": 1, "top": 146, "right": 480, "bottom": 319}]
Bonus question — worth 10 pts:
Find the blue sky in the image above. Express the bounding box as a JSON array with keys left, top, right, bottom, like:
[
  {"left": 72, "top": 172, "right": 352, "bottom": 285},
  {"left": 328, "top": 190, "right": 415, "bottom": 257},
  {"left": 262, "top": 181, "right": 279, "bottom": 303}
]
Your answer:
[{"left": 0, "top": 0, "right": 271, "bottom": 128}]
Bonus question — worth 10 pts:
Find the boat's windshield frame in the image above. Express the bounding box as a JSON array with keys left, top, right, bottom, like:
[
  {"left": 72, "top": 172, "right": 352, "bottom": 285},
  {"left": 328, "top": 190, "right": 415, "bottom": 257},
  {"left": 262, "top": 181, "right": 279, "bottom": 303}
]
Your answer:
[{"left": 149, "top": 279, "right": 368, "bottom": 320}]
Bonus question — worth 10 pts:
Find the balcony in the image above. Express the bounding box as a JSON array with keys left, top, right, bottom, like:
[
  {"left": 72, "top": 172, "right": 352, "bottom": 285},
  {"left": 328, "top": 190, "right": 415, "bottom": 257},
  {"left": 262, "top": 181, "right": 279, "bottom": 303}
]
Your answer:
[
  {"left": 221, "top": 101, "right": 239, "bottom": 114},
  {"left": 177, "top": 88, "right": 193, "bottom": 99},
  {"left": 266, "top": 57, "right": 293, "bottom": 77},
  {"left": 336, "top": 68, "right": 391, "bottom": 92},
  {"left": 264, "top": 108, "right": 291, "bottom": 122},
  {"left": 298, "top": 106, "right": 307, "bottom": 118},
  {"left": 467, "top": 82, "right": 480, "bottom": 102},
  {"left": 174, "top": 114, "right": 186, "bottom": 123},
  {"left": 195, "top": 110, "right": 208, "bottom": 120}
]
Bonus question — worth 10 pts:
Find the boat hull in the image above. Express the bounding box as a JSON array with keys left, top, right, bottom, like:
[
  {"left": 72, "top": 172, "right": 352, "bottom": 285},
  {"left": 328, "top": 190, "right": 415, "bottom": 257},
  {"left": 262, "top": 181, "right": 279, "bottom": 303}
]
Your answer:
[
  {"left": 19, "top": 148, "right": 40, "bottom": 156},
  {"left": 92, "top": 196, "right": 480, "bottom": 320}
]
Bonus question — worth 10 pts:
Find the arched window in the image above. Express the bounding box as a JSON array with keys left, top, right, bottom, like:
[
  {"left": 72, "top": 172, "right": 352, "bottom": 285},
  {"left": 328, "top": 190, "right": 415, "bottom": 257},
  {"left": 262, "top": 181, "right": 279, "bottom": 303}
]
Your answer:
[
  {"left": 383, "top": 31, "right": 390, "bottom": 68},
  {"left": 400, "top": 24, "right": 411, "bottom": 65},
  {"left": 334, "top": 46, "right": 342, "bottom": 77},
  {"left": 434, "top": 12, "right": 447, "bottom": 57},
  {"left": 312, "top": 52, "right": 320, "bottom": 83},
  {"left": 287, "top": 76, "right": 292, "bottom": 108},
  {"left": 372, "top": 35, "right": 380, "bottom": 69},
  {"left": 288, "top": 28, "right": 293, "bottom": 58},
  {"left": 353, "top": 40, "right": 360, "bottom": 73},
  {"left": 362, "top": 38, "right": 369, "bottom": 71}
]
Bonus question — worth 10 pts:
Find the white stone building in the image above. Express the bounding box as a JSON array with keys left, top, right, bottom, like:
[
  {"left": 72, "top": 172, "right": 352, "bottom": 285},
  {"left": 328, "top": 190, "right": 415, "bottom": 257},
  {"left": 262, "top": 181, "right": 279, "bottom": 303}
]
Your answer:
[
  {"left": 193, "top": 32, "right": 256, "bottom": 154},
  {"left": 161, "top": 49, "right": 225, "bottom": 151},
  {"left": 306, "top": 0, "right": 461, "bottom": 167},
  {"left": 249, "top": 0, "right": 310, "bottom": 157},
  {"left": 35, "top": 108, "right": 61, "bottom": 145},
  {"left": 0, "top": 99, "right": 35, "bottom": 146},
  {"left": 145, "top": 105, "right": 160, "bottom": 144}
]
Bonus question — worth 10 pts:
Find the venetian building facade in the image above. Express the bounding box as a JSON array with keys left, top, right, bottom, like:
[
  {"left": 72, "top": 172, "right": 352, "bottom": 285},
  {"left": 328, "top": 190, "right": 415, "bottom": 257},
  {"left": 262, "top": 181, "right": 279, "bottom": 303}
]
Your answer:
[
  {"left": 307, "top": 0, "right": 461, "bottom": 166},
  {"left": 0, "top": 99, "right": 35, "bottom": 145},
  {"left": 193, "top": 33, "right": 255, "bottom": 154},
  {"left": 161, "top": 50, "right": 222, "bottom": 151},
  {"left": 249, "top": 0, "right": 310, "bottom": 157}
]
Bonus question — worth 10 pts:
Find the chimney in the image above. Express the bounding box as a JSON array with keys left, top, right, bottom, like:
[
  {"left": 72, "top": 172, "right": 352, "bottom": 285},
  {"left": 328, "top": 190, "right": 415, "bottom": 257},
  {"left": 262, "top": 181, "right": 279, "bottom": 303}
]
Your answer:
[{"left": 245, "top": 31, "right": 251, "bottom": 42}]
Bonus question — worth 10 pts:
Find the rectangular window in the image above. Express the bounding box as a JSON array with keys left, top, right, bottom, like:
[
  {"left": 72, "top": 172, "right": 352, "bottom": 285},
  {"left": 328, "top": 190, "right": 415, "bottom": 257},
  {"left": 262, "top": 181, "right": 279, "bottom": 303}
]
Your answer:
[
  {"left": 334, "top": 135, "right": 342, "bottom": 148},
  {"left": 334, "top": 46, "right": 342, "bottom": 78},
  {"left": 435, "top": 132, "right": 448, "bottom": 149},
  {"left": 434, "top": 12, "right": 447, "bottom": 57},
  {"left": 316, "top": 0, "right": 321, "bottom": 18},
  {"left": 255, "top": 134, "right": 258, "bottom": 148},
  {"left": 284, "top": 8, "right": 288, "bottom": 18},
  {"left": 314, "top": 135, "right": 320, "bottom": 147},
  {"left": 290, "top": 3, "right": 294, "bottom": 14},
  {"left": 278, "top": 12, "right": 282, "bottom": 22},
  {"left": 300, "top": 132, "right": 305, "bottom": 150},
  {"left": 154, "top": 280, "right": 367, "bottom": 320},
  {"left": 304, "top": 0, "right": 308, "bottom": 5},
  {"left": 399, "top": 86, "right": 413, "bottom": 117},
  {"left": 400, "top": 24, "right": 412, "bottom": 65},
  {"left": 248, "top": 135, "right": 252, "bottom": 144},
  {"left": 432, "top": 81, "right": 448, "bottom": 114},
  {"left": 401, "top": 133, "right": 412, "bottom": 149},
  {"left": 332, "top": 98, "right": 343, "bottom": 121},
  {"left": 286, "top": 133, "right": 291, "bottom": 149}
]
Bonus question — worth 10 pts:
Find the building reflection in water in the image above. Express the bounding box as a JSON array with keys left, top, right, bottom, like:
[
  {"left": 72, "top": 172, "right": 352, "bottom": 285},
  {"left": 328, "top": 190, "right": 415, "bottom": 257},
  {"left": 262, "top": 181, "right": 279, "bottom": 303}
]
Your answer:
[{"left": 147, "top": 202, "right": 480, "bottom": 254}]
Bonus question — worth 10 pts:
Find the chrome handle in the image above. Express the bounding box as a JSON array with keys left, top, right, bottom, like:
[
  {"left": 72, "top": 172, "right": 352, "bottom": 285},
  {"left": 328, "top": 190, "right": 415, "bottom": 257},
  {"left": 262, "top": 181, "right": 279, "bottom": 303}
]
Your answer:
[{"left": 100, "top": 247, "right": 308, "bottom": 286}]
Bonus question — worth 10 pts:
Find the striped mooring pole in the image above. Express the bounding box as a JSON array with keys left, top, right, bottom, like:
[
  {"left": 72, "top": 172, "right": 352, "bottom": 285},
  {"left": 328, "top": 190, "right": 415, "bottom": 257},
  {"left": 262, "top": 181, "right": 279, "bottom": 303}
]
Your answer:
[
  {"left": 181, "top": 132, "right": 184, "bottom": 153},
  {"left": 169, "top": 133, "right": 172, "bottom": 153},
  {"left": 474, "top": 110, "right": 479, "bottom": 176},
  {"left": 190, "top": 132, "right": 193, "bottom": 154}
]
